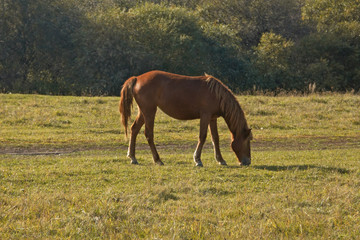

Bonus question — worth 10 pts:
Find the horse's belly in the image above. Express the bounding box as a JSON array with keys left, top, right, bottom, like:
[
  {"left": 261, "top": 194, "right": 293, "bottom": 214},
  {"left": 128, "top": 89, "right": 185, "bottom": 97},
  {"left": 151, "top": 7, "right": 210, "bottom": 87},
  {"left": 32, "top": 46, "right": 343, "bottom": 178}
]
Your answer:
[
  {"left": 158, "top": 101, "right": 201, "bottom": 120},
  {"left": 157, "top": 91, "right": 220, "bottom": 120}
]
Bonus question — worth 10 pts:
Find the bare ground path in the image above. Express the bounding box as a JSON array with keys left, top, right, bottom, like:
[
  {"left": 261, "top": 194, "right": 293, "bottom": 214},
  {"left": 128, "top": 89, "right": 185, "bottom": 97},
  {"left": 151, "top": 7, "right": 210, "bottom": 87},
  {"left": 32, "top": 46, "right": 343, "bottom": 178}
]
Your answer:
[{"left": 2, "top": 136, "right": 359, "bottom": 156}]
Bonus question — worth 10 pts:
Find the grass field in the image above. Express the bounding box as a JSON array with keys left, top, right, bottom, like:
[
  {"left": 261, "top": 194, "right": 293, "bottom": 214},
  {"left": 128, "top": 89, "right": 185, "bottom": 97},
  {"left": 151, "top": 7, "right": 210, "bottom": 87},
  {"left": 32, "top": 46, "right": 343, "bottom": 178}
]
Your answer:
[{"left": 1, "top": 93, "right": 359, "bottom": 239}]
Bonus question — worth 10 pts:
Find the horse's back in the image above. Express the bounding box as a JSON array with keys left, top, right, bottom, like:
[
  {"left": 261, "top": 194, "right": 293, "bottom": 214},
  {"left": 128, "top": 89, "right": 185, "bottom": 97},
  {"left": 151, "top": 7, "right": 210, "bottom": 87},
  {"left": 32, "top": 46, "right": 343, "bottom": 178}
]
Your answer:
[{"left": 133, "top": 71, "right": 221, "bottom": 120}]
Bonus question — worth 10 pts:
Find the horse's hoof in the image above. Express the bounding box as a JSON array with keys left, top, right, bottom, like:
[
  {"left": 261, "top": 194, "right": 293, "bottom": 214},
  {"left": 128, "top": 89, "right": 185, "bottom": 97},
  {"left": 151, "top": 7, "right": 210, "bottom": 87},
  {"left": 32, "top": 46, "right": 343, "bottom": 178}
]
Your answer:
[
  {"left": 219, "top": 161, "right": 227, "bottom": 166},
  {"left": 196, "top": 162, "right": 204, "bottom": 167},
  {"left": 130, "top": 160, "right": 139, "bottom": 165},
  {"left": 155, "top": 161, "right": 164, "bottom": 166},
  {"left": 240, "top": 157, "right": 251, "bottom": 166}
]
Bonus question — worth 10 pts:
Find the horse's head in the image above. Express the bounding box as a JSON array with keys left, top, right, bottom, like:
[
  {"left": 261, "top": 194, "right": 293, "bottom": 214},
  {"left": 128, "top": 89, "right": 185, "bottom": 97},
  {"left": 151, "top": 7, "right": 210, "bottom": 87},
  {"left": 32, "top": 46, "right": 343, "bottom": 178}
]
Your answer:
[{"left": 231, "top": 128, "right": 253, "bottom": 165}]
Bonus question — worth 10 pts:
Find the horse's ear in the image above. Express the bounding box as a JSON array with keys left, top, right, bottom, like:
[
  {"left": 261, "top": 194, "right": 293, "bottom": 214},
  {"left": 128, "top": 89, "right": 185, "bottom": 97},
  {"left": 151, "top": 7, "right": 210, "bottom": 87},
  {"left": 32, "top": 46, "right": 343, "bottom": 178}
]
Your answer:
[
  {"left": 249, "top": 129, "right": 253, "bottom": 140},
  {"left": 244, "top": 128, "right": 253, "bottom": 140}
]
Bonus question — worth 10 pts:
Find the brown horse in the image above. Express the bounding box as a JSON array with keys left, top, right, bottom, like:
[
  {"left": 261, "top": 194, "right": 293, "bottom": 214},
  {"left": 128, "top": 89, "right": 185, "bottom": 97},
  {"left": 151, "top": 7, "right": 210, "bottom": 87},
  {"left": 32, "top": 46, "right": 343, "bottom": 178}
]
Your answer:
[{"left": 119, "top": 70, "right": 252, "bottom": 167}]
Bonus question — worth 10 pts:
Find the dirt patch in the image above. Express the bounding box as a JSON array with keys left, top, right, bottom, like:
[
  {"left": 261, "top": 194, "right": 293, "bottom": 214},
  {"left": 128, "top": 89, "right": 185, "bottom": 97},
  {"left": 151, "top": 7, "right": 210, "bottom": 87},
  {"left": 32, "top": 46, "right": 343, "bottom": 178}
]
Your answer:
[
  {"left": 0, "top": 146, "right": 109, "bottom": 156},
  {"left": 1, "top": 136, "right": 359, "bottom": 156},
  {"left": 5, "top": 151, "right": 73, "bottom": 156}
]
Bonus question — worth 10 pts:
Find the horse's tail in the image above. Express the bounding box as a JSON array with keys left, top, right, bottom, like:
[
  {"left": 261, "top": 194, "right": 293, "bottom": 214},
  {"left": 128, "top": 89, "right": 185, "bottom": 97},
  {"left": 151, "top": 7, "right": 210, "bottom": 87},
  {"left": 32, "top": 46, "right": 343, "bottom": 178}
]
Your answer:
[{"left": 119, "top": 77, "right": 137, "bottom": 137}]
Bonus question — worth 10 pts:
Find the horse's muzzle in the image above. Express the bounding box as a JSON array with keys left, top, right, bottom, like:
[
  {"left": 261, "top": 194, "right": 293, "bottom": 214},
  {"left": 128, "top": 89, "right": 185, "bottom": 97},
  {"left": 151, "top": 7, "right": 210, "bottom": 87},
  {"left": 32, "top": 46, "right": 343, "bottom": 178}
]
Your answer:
[{"left": 240, "top": 157, "right": 251, "bottom": 166}]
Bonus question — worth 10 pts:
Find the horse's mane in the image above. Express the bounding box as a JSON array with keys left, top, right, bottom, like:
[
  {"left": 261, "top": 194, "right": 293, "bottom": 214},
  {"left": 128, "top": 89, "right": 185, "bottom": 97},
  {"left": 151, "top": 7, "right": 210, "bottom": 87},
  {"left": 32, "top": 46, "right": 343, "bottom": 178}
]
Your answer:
[{"left": 205, "top": 75, "right": 248, "bottom": 137}]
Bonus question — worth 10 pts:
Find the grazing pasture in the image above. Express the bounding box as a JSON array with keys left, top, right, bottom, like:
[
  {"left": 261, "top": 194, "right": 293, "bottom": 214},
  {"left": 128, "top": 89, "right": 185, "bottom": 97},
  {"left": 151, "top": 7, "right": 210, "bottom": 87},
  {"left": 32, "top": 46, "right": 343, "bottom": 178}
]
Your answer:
[{"left": 0, "top": 93, "right": 359, "bottom": 239}]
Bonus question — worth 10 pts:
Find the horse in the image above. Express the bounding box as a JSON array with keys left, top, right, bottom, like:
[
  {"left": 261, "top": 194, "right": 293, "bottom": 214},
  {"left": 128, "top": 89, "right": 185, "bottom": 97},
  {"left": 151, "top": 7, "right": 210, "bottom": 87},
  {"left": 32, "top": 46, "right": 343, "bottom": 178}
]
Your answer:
[{"left": 119, "top": 70, "right": 252, "bottom": 167}]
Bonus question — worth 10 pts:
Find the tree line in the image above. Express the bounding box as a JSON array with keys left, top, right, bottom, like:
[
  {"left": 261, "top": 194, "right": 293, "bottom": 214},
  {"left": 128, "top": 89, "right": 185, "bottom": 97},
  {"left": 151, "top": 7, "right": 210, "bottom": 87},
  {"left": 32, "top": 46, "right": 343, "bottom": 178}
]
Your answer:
[{"left": 1, "top": 0, "right": 359, "bottom": 95}]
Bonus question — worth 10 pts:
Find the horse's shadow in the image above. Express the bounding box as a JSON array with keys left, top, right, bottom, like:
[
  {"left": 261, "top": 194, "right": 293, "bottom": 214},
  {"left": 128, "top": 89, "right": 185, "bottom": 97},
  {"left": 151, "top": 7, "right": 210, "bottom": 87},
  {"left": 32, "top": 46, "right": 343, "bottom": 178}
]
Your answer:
[{"left": 253, "top": 164, "right": 351, "bottom": 174}]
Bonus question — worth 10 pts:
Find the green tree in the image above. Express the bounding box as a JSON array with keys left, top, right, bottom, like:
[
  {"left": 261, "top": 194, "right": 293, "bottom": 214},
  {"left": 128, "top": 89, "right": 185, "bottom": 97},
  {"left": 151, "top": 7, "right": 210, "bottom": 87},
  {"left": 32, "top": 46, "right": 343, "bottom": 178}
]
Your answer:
[
  {"left": 302, "top": 0, "right": 360, "bottom": 38},
  {"left": 74, "top": 3, "right": 244, "bottom": 95},
  {"left": 0, "top": 0, "right": 82, "bottom": 94},
  {"left": 298, "top": 0, "right": 360, "bottom": 91},
  {"left": 291, "top": 33, "right": 359, "bottom": 91},
  {"left": 253, "top": 32, "right": 295, "bottom": 90},
  {"left": 199, "top": 0, "right": 307, "bottom": 47}
]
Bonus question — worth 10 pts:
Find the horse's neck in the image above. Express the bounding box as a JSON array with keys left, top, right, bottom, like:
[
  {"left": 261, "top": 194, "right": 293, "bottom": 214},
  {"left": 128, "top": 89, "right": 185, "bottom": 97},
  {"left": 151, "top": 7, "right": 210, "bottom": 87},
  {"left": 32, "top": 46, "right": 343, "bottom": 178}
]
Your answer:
[{"left": 223, "top": 108, "right": 245, "bottom": 138}]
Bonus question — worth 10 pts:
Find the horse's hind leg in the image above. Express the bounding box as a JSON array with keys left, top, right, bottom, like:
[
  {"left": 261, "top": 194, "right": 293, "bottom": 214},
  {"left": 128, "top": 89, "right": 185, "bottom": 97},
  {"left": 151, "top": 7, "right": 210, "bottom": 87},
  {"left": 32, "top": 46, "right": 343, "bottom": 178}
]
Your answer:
[
  {"left": 127, "top": 111, "right": 144, "bottom": 164},
  {"left": 209, "top": 118, "right": 227, "bottom": 166},
  {"left": 143, "top": 108, "right": 164, "bottom": 166}
]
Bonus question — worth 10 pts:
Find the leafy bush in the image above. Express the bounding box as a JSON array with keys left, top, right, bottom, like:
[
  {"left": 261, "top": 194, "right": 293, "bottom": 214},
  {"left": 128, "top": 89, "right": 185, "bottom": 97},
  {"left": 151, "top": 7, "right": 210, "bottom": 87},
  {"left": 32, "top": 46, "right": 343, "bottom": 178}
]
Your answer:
[
  {"left": 73, "top": 3, "right": 244, "bottom": 94},
  {"left": 290, "top": 33, "right": 360, "bottom": 91},
  {"left": 0, "top": 0, "right": 359, "bottom": 95},
  {"left": 252, "top": 32, "right": 295, "bottom": 90}
]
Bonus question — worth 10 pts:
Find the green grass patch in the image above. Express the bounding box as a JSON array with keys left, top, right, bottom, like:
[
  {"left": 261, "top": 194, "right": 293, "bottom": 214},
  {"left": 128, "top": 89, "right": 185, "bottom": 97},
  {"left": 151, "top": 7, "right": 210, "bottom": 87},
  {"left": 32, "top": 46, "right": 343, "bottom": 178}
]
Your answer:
[{"left": 1, "top": 93, "right": 359, "bottom": 239}]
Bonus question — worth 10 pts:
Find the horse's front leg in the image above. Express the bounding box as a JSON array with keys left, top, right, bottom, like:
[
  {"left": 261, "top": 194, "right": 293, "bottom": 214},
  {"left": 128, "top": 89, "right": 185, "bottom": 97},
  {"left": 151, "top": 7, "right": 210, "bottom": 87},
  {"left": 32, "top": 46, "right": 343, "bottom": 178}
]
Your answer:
[
  {"left": 194, "top": 114, "right": 211, "bottom": 167},
  {"left": 209, "top": 118, "right": 227, "bottom": 166}
]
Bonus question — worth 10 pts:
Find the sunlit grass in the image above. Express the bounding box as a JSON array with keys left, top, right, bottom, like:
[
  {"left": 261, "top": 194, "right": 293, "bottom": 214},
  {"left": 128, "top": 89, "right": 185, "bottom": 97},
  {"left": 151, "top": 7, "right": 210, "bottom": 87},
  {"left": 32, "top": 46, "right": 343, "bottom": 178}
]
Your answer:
[{"left": 0, "top": 93, "right": 359, "bottom": 239}]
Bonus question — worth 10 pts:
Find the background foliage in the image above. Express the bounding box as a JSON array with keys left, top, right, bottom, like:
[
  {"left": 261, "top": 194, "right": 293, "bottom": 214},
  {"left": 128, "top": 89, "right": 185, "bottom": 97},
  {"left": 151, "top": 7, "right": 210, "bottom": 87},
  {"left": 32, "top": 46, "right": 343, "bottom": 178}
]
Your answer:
[{"left": 1, "top": 0, "right": 359, "bottom": 95}]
